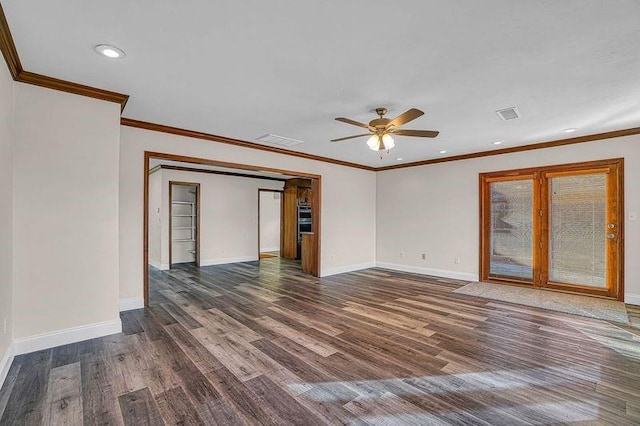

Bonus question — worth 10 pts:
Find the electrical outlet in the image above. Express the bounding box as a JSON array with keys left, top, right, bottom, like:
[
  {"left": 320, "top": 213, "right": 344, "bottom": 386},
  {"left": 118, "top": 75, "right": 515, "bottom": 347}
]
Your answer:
[
  {"left": 2, "top": 318, "right": 6, "bottom": 335},
  {"left": 400, "top": 251, "right": 406, "bottom": 259},
  {"left": 421, "top": 253, "right": 426, "bottom": 260},
  {"left": 455, "top": 257, "right": 461, "bottom": 265}
]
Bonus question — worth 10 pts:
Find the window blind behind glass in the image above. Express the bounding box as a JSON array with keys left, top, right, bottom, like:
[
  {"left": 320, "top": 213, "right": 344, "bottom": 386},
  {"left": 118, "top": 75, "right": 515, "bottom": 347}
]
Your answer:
[
  {"left": 489, "top": 180, "right": 534, "bottom": 281},
  {"left": 549, "top": 173, "right": 607, "bottom": 288}
]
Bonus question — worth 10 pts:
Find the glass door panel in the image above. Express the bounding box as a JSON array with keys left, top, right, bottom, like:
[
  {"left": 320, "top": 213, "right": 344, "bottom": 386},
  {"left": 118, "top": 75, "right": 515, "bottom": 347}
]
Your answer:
[
  {"left": 481, "top": 159, "right": 622, "bottom": 300},
  {"left": 548, "top": 173, "right": 607, "bottom": 288},
  {"left": 488, "top": 179, "right": 534, "bottom": 282}
]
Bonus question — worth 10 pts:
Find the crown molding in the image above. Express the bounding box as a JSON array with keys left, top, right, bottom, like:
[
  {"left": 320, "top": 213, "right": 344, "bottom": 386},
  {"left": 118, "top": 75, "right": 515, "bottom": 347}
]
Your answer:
[
  {"left": 0, "top": 0, "right": 19, "bottom": 79},
  {"left": 128, "top": 119, "right": 640, "bottom": 172},
  {"left": 122, "top": 118, "right": 376, "bottom": 171},
  {"left": 2, "top": 2, "right": 639, "bottom": 172},
  {"left": 377, "top": 127, "right": 640, "bottom": 171},
  {"left": 0, "top": 2, "right": 369, "bottom": 170},
  {"left": 17, "top": 71, "right": 129, "bottom": 110},
  {"left": 0, "top": 2, "right": 129, "bottom": 110}
]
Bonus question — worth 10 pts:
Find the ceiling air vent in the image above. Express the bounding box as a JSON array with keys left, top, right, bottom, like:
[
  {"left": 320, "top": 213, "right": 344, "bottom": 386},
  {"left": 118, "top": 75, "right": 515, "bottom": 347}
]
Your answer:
[
  {"left": 256, "top": 134, "right": 304, "bottom": 147},
  {"left": 495, "top": 107, "right": 520, "bottom": 121}
]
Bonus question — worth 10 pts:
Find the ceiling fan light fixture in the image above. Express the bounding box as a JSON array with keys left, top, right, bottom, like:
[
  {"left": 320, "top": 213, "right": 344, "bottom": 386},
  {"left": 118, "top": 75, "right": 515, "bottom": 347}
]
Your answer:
[
  {"left": 367, "top": 135, "right": 380, "bottom": 151},
  {"left": 382, "top": 134, "right": 395, "bottom": 150},
  {"left": 366, "top": 134, "right": 395, "bottom": 151},
  {"left": 333, "top": 106, "right": 438, "bottom": 152}
]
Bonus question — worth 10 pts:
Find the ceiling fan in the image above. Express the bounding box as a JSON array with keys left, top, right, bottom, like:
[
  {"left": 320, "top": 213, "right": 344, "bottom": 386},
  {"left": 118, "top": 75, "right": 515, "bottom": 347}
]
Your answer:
[{"left": 331, "top": 107, "right": 439, "bottom": 152}]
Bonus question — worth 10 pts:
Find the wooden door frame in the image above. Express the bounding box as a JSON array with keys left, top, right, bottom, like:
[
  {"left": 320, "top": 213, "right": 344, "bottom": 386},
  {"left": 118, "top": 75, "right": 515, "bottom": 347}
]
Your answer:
[
  {"left": 539, "top": 162, "right": 623, "bottom": 299},
  {"left": 479, "top": 172, "right": 538, "bottom": 287},
  {"left": 479, "top": 158, "right": 624, "bottom": 301},
  {"left": 257, "top": 188, "right": 284, "bottom": 258},
  {"left": 144, "top": 151, "right": 322, "bottom": 306},
  {"left": 169, "top": 181, "right": 201, "bottom": 269}
]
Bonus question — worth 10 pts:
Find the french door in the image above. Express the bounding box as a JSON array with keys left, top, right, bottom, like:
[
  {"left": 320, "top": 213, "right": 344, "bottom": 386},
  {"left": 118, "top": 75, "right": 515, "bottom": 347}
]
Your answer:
[{"left": 480, "top": 159, "right": 624, "bottom": 300}]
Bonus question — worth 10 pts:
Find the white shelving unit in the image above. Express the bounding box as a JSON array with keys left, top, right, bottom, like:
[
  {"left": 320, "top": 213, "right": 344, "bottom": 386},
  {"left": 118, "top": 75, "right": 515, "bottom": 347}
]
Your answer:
[
  {"left": 171, "top": 200, "right": 196, "bottom": 260},
  {"left": 171, "top": 202, "right": 196, "bottom": 240}
]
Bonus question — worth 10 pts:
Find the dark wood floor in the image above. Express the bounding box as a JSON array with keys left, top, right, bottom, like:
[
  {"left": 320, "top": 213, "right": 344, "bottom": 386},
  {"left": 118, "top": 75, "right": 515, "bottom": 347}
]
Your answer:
[{"left": 1, "top": 258, "right": 639, "bottom": 425}]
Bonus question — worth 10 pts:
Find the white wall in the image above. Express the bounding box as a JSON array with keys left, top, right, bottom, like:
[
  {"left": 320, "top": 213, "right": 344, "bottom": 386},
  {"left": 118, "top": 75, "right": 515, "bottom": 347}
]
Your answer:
[
  {"left": 119, "top": 126, "right": 377, "bottom": 302},
  {"left": 376, "top": 135, "right": 640, "bottom": 303},
  {"left": 159, "top": 170, "right": 283, "bottom": 266},
  {"left": 0, "top": 54, "right": 14, "bottom": 377},
  {"left": 12, "top": 84, "right": 121, "bottom": 343},
  {"left": 0, "top": 73, "right": 635, "bottom": 374},
  {"left": 260, "top": 190, "right": 281, "bottom": 252},
  {"left": 148, "top": 169, "right": 163, "bottom": 268}
]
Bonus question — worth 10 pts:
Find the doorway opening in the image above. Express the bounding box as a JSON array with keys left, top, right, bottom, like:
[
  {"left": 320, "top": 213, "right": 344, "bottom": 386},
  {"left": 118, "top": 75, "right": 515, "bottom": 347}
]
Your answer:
[
  {"left": 169, "top": 181, "right": 200, "bottom": 268},
  {"left": 258, "top": 189, "right": 283, "bottom": 260},
  {"left": 144, "top": 151, "right": 322, "bottom": 307}
]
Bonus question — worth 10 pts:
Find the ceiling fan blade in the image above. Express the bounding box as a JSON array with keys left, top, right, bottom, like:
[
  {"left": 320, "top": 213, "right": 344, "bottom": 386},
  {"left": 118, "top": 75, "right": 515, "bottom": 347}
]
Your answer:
[
  {"left": 330, "top": 133, "right": 371, "bottom": 142},
  {"left": 335, "top": 117, "right": 372, "bottom": 130},
  {"left": 391, "top": 129, "right": 439, "bottom": 138},
  {"left": 388, "top": 108, "right": 424, "bottom": 128}
]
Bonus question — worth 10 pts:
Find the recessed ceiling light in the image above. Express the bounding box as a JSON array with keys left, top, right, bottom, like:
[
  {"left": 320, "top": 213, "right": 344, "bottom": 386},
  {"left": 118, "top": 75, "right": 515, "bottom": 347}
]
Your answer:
[
  {"left": 492, "top": 141, "right": 503, "bottom": 145},
  {"left": 94, "top": 44, "right": 126, "bottom": 59},
  {"left": 564, "top": 128, "right": 578, "bottom": 133},
  {"left": 439, "top": 150, "right": 447, "bottom": 154},
  {"left": 396, "top": 157, "right": 403, "bottom": 161}
]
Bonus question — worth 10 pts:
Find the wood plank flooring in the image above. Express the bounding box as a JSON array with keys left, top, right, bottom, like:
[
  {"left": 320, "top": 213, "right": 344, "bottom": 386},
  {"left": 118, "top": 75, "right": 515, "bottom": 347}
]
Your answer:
[{"left": 1, "top": 258, "right": 640, "bottom": 425}]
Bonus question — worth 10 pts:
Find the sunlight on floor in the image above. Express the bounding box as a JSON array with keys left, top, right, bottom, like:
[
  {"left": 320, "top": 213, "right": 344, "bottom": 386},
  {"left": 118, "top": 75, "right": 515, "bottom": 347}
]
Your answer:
[
  {"left": 354, "top": 400, "right": 600, "bottom": 425},
  {"left": 570, "top": 321, "right": 640, "bottom": 360},
  {"left": 289, "top": 365, "right": 600, "bottom": 399},
  {"left": 290, "top": 365, "right": 602, "bottom": 424}
]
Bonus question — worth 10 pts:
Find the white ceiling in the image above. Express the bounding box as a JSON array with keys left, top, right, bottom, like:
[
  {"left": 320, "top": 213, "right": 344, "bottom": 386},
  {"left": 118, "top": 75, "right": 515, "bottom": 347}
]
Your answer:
[{"left": 4, "top": 0, "right": 640, "bottom": 167}]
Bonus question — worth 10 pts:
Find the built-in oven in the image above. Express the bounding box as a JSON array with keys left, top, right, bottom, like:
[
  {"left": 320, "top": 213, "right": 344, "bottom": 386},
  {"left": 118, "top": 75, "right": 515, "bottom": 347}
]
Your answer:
[
  {"left": 298, "top": 222, "right": 312, "bottom": 233},
  {"left": 298, "top": 208, "right": 312, "bottom": 221},
  {"left": 297, "top": 206, "right": 312, "bottom": 244}
]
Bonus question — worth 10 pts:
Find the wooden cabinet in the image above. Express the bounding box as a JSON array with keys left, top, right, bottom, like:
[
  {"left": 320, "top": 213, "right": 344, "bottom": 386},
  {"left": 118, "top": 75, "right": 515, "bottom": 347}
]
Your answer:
[
  {"left": 282, "top": 187, "right": 298, "bottom": 259},
  {"left": 301, "top": 233, "right": 317, "bottom": 275},
  {"left": 297, "top": 187, "right": 311, "bottom": 205},
  {"left": 282, "top": 178, "right": 313, "bottom": 262}
]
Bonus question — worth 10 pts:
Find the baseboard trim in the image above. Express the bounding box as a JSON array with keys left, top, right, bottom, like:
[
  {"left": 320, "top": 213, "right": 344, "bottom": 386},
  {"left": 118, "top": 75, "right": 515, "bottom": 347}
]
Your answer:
[
  {"left": 200, "top": 256, "right": 258, "bottom": 267},
  {"left": 0, "top": 343, "right": 15, "bottom": 390},
  {"left": 120, "top": 298, "right": 145, "bottom": 312},
  {"left": 375, "top": 262, "right": 479, "bottom": 282},
  {"left": 13, "top": 319, "right": 122, "bottom": 355},
  {"left": 321, "top": 262, "right": 376, "bottom": 277},
  {"left": 625, "top": 293, "right": 640, "bottom": 306},
  {"left": 260, "top": 247, "right": 280, "bottom": 253},
  {"left": 149, "top": 260, "right": 169, "bottom": 270}
]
